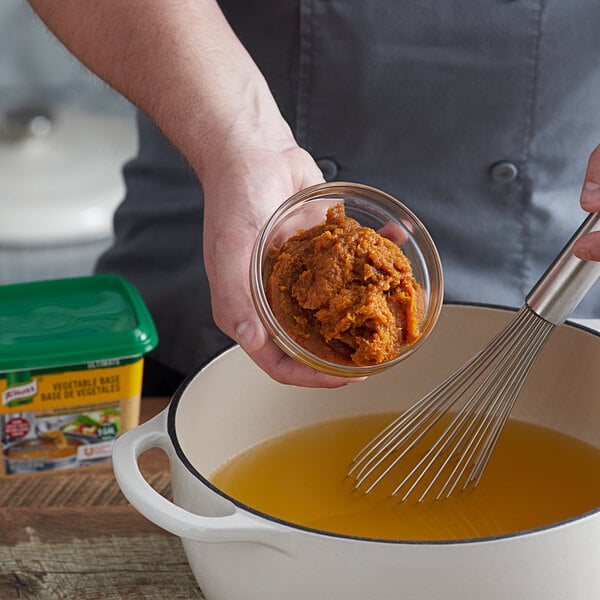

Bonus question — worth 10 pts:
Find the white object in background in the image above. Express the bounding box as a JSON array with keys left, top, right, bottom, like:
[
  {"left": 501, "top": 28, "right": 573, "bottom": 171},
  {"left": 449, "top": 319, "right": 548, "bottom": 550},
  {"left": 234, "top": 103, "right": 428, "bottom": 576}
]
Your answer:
[
  {"left": 0, "top": 108, "right": 136, "bottom": 245},
  {"left": 0, "top": 108, "right": 137, "bottom": 283}
]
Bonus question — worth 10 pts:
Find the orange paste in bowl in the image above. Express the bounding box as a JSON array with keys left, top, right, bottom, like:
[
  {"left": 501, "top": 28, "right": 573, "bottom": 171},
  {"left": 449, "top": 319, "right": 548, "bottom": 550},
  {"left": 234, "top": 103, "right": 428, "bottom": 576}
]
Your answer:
[{"left": 265, "top": 204, "right": 424, "bottom": 366}]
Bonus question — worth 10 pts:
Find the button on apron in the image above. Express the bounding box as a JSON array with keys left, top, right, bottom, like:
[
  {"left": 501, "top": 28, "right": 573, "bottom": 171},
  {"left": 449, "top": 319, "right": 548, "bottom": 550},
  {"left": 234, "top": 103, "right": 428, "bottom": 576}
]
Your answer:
[
  {"left": 316, "top": 158, "right": 339, "bottom": 181},
  {"left": 489, "top": 161, "right": 519, "bottom": 184}
]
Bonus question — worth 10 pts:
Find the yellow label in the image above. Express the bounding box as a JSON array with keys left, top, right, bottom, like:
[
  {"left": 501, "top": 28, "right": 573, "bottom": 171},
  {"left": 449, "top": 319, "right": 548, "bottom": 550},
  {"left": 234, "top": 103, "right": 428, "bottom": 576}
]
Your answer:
[{"left": 0, "top": 360, "right": 143, "bottom": 414}]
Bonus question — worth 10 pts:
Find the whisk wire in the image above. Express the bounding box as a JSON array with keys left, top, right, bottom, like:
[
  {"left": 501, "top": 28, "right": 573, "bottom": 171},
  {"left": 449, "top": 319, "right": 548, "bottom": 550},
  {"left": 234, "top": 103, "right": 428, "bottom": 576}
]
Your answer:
[
  {"left": 394, "top": 361, "right": 517, "bottom": 501},
  {"left": 469, "top": 320, "right": 553, "bottom": 485},
  {"left": 349, "top": 306, "right": 555, "bottom": 501},
  {"left": 354, "top": 368, "right": 491, "bottom": 493},
  {"left": 437, "top": 324, "right": 551, "bottom": 499},
  {"left": 349, "top": 309, "right": 528, "bottom": 491},
  {"left": 439, "top": 310, "right": 554, "bottom": 495}
]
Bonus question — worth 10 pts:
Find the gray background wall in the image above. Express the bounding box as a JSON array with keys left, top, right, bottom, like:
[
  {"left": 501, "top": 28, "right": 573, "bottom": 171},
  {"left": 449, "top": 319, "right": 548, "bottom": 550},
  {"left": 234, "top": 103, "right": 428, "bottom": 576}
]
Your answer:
[{"left": 0, "top": 1, "right": 132, "bottom": 116}]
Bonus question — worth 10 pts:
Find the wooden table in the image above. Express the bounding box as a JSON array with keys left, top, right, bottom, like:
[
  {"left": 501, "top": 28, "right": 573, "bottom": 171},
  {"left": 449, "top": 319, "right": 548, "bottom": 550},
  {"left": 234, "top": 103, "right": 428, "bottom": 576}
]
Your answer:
[{"left": 0, "top": 398, "right": 204, "bottom": 599}]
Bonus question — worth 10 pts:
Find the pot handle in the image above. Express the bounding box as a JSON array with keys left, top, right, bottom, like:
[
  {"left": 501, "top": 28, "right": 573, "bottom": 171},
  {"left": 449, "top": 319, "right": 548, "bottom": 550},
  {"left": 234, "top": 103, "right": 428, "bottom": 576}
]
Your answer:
[{"left": 112, "top": 409, "right": 285, "bottom": 546}]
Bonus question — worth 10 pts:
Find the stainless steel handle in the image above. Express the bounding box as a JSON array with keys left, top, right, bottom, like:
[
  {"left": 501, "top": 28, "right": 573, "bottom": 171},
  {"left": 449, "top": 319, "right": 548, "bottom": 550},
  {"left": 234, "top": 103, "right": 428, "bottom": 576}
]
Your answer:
[{"left": 526, "top": 211, "right": 600, "bottom": 324}]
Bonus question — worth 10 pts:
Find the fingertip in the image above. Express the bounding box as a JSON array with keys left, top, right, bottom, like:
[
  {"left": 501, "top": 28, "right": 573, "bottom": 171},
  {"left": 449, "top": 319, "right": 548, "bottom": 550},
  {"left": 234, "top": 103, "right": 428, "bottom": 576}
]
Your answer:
[
  {"left": 581, "top": 181, "right": 600, "bottom": 210},
  {"left": 573, "top": 244, "right": 591, "bottom": 261}
]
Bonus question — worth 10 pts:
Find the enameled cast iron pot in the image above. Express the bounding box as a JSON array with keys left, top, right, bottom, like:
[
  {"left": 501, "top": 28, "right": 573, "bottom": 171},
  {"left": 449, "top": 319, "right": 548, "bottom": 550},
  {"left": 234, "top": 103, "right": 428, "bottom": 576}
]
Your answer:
[{"left": 113, "top": 304, "right": 600, "bottom": 600}]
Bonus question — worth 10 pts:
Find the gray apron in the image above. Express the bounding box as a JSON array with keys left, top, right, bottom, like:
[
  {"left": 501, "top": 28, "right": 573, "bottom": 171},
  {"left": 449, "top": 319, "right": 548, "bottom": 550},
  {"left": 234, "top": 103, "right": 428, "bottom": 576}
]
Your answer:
[{"left": 96, "top": 0, "right": 600, "bottom": 375}]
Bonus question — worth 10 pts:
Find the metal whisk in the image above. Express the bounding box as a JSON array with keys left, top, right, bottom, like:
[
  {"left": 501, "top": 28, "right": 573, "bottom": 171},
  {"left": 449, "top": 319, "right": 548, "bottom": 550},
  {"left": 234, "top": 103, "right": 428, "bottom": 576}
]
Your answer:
[{"left": 348, "top": 212, "right": 600, "bottom": 502}]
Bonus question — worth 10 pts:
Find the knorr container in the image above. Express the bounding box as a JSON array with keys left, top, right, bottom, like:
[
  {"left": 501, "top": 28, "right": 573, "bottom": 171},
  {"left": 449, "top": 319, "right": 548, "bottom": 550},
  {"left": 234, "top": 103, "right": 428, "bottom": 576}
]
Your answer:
[{"left": 0, "top": 274, "right": 158, "bottom": 476}]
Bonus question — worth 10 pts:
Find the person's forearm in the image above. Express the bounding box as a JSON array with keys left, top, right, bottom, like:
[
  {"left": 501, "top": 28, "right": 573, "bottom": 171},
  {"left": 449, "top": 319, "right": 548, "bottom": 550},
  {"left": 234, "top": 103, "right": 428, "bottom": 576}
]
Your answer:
[
  {"left": 28, "top": 0, "right": 292, "bottom": 176},
  {"left": 28, "top": 0, "right": 348, "bottom": 388}
]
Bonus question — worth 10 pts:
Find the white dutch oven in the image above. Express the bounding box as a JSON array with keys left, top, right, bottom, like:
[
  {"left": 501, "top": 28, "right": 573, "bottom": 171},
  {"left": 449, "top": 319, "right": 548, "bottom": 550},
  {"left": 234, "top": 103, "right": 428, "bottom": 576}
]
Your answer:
[{"left": 113, "top": 304, "right": 600, "bottom": 600}]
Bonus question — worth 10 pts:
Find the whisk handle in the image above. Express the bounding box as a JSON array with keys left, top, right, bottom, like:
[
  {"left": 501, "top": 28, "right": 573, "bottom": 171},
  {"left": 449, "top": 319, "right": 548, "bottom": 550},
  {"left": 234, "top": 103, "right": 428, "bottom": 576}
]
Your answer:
[{"left": 526, "top": 211, "right": 600, "bottom": 324}]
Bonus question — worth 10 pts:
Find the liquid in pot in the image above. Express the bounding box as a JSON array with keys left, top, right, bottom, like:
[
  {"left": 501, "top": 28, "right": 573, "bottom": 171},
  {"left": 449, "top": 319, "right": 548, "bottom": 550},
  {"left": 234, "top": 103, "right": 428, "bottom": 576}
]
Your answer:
[{"left": 210, "top": 413, "right": 600, "bottom": 541}]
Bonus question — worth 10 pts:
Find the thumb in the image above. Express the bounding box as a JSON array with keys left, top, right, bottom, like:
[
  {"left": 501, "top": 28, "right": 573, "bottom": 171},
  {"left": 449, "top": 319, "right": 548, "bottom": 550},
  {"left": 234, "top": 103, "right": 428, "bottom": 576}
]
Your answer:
[
  {"left": 208, "top": 230, "right": 269, "bottom": 354},
  {"left": 580, "top": 144, "right": 600, "bottom": 212},
  {"left": 573, "top": 144, "right": 600, "bottom": 260}
]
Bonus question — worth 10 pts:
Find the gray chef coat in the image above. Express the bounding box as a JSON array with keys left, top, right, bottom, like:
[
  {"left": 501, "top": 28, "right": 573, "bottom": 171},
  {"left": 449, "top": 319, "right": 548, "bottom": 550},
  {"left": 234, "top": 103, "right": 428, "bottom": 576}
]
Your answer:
[{"left": 96, "top": 0, "right": 600, "bottom": 376}]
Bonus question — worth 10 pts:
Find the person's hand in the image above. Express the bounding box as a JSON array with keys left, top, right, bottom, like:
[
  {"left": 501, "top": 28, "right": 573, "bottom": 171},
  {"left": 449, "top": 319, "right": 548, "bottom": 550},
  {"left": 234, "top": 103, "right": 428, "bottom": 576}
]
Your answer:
[
  {"left": 573, "top": 144, "right": 600, "bottom": 260},
  {"left": 198, "top": 129, "right": 363, "bottom": 387},
  {"left": 26, "top": 0, "right": 365, "bottom": 387}
]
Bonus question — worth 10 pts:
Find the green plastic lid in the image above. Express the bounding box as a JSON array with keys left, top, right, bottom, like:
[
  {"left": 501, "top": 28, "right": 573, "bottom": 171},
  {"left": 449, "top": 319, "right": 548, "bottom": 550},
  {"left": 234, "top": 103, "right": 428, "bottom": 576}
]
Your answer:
[{"left": 0, "top": 274, "right": 158, "bottom": 372}]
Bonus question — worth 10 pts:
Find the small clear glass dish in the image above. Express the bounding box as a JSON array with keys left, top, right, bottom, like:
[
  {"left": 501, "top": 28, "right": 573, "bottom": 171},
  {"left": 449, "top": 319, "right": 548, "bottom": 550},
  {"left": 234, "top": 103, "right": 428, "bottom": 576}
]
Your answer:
[{"left": 250, "top": 182, "right": 444, "bottom": 377}]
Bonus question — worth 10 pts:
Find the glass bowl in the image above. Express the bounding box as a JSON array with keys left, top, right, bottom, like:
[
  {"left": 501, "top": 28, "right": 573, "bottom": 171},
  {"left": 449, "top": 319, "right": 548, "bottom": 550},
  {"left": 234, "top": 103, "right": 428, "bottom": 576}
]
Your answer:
[{"left": 250, "top": 182, "right": 444, "bottom": 377}]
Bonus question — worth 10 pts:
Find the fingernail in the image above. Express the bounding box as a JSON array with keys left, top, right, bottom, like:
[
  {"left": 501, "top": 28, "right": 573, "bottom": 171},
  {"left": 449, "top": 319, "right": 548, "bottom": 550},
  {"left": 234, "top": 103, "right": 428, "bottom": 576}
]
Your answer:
[
  {"left": 235, "top": 321, "right": 256, "bottom": 349},
  {"left": 581, "top": 181, "right": 600, "bottom": 206}
]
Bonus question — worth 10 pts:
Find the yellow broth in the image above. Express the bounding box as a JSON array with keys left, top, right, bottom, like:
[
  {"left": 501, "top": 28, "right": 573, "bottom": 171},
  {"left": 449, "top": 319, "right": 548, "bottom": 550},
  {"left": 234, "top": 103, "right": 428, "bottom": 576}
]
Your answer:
[{"left": 210, "top": 413, "right": 600, "bottom": 541}]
